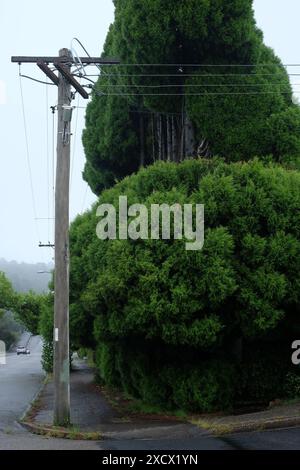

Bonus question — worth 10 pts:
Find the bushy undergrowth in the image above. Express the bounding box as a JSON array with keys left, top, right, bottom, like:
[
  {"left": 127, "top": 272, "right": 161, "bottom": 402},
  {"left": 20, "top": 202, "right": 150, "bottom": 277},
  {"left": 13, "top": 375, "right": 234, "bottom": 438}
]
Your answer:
[{"left": 69, "top": 158, "right": 300, "bottom": 411}]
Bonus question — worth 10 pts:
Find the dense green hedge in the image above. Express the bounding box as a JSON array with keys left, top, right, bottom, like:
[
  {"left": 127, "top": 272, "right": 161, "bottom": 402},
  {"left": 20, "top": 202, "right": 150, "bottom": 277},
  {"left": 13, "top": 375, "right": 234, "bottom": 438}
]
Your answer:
[
  {"left": 70, "top": 158, "right": 300, "bottom": 411},
  {"left": 83, "top": 0, "right": 300, "bottom": 194}
]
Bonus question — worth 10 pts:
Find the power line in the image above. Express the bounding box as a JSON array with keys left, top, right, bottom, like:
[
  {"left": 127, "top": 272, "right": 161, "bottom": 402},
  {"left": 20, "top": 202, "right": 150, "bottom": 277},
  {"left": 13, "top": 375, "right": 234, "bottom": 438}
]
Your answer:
[
  {"left": 93, "top": 90, "right": 297, "bottom": 97},
  {"left": 71, "top": 37, "right": 105, "bottom": 77},
  {"left": 18, "top": 72, "right": 41, "bottom": 243},
  {"left": 71, "top": 38, "right": 91, "bottom": 63},
  {"left": 94, "top": 82, "right": 296, "bottom": 88},
  {"left": 46, "top": 77, "right": 50, "bottom": 242},
  {"left": 70, "top": 89, "right": 81, "bottom": 190},
  {"left": 75, "top": 75, "right": 96, "bottom": 85},
  {"left": 95, "top": 62, "right": 300, "bottom": 67},
  {"left": 51, "top": 105, "right": 56, "bottom": 237},
  {"left": 19, "top": 72, "right": 56, "bottom": 86},
  {"left": 76, "top": 72, "right": 300, "bottom": 78},
  {"left": 80, "top": 183, "right": 89, "bottom": 214},
  {"left": 129, "top": 109, "right": 181, "bottom": 116},
  {"left": 70, "top": 37, "right": 88, "bottom": 77}
]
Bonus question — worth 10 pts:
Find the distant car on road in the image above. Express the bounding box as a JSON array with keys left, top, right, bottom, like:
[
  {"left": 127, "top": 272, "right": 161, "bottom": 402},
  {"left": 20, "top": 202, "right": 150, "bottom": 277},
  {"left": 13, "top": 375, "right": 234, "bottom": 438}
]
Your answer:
[{"left": 16, "top": 346, "right": 30, "bottom": 355}]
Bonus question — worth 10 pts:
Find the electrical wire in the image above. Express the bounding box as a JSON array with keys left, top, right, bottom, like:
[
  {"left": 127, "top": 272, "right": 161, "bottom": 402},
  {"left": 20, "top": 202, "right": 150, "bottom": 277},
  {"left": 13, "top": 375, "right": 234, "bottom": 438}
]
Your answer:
[
  {"left": 92, "top": 90, "right": 297, "bottom": 97},
  {"left": 45, "top": 78, "right": 50, "bottom": 242},
  {"left": 51, "top": 106, "right": 56, "bottom": 238},
  {"left": 74, "top": 72, "right": 300, "bottom": 78},
  {"left": 18, "top": 72, "right": 42, "bottom": 247},
  {"left": 129, "top": 109, "right": 181, "bottom": 116},
  {"left": 74, "top": 75, "right": 96, "bottom": 85},
  {"left": 71, "top": 38, "right": 92, "bottom": 62},
  {"left": 70, "top": 89, "right": 81, "bottom": 191},
  {"left": 93, "top": 82, "right": 297, "bottom": 88},
  {"left": 19, "top": 73, "right": 56, "bottom": 86},
  {"left": 17, "top": 49, "right": 300, "bottom": 233},
  {"left": 71, "top": 38, "right": 123, "bottom": 92},
  {"left": 94, "top": 63, "right": 300, "bottom": 67},
  {"left": 70, "top": 38, "right": 88, "bottom": 77},
  {"left": 80, "top": 183, "right": 89, "bottom": 214},
  {"left": 69, "top": 39, "right": 101, "bottom": 218},
  {"left": 71, "top": 37, "right": 104, "bottom": 76}
]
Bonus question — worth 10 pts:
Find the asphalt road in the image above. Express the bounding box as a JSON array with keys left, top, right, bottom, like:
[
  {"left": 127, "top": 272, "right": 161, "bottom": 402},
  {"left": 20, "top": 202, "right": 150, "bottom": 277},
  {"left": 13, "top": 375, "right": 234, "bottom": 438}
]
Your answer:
[
  {"left": 0, "top": 335, "right": 43, "bottom": 428},
  {"left": 1, "top": 335, "right": 300, "bottom": 450},
  {"left": 0, "top": 335, "right": 100, "bottom": 449}
]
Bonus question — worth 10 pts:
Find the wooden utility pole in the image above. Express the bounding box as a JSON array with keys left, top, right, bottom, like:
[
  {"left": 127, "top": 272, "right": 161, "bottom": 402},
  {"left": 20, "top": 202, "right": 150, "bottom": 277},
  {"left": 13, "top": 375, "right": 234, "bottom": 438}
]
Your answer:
[
  {"left": 12, "top": 49, "right": 119, "bottom": 427},
  {"left": 53, "top": 48, "right": 72, "bottom": 425}
]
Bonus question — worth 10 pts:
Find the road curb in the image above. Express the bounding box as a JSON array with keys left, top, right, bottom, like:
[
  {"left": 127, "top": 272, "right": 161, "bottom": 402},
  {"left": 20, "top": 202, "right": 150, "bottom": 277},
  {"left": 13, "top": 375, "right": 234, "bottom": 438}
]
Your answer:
[
  {"left": 20, "top": 414, "right": 300, "bottom": 441},
  {"left": 20, "top": 421, "right": 103, "bottom": 440},
  {"left": 193, "top": 415, "right": 300, "bottom": 436},
  {"left": 19, "top": 374, "right": 46, "bottom": 423},
  {"left": 18, "top": 365, "right": 300, "bottom": 441}
]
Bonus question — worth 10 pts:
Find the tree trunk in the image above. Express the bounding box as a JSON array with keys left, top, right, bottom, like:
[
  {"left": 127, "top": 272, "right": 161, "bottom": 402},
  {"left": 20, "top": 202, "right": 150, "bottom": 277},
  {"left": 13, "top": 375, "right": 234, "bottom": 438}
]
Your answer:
[
  {"left": 167, "top": 116, "right": 172, "bottom": 161},
  {"left": 152, "top": 113, "right": 155, "bottom": 162},
  {"left": 171, "top": 116, "right": 176, "bottom": 162},
  {"left": 157, "top": 114, "right": 162, "bottom": 160},
  {"left": 139, "top": 113, "right": 145, "bottom": 167},
  {"left": 180, "top": 112, "right": 185, "bottom": 162},
  {"left": 161, "top": 115, "right": 164, "bottom": 161},
  {"left": 184, "top": 114, "right": 195, "bottom": 157}
]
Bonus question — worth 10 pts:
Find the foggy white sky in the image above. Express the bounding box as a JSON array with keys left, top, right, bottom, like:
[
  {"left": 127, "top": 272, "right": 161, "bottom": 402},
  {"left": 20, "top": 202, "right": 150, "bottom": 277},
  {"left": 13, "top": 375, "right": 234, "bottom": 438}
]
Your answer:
[{"left": 0, "top": 0, "right": 299, "bottom": 263}]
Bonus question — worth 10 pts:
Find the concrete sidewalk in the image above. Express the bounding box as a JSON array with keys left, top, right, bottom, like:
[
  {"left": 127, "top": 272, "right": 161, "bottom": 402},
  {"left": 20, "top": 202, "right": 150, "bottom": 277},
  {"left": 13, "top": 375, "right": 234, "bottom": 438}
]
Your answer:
[
  {"left": 192, "top": 401, "right": 300, "bottom": 435},
  {"left": 22, "top": 359, "right": 300, "bottom": 439},
  {"left": 23, "top": 359, "right": 207, "bottom": 440}
]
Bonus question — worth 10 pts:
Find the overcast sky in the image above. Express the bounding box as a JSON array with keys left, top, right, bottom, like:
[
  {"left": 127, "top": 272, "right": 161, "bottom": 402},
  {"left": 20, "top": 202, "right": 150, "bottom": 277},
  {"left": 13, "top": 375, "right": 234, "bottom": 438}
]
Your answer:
[{"left": 0, "top": 0, "right": 299, "bottom": 264}]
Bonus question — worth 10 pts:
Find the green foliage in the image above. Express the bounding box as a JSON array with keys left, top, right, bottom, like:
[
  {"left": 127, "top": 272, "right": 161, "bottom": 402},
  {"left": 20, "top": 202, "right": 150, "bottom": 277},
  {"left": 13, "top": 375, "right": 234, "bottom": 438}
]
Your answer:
[
  {"left": 14, "top": 291, "right": 46, "bottom": 335},
  {"left": 168, "top": 361, "right": 236, "bottom": 412},
  {"left": 38, "top": 293, "right": 53, "bottom": 343},
  {"left": 0, "top": 271, "right": 15, "bottom": 313},
  {"left": 0, "top": 273, "right": 22, "bottom": 349},
  {"left": 94, "top": 341, "right": 235, "bottom": 412},
  {"left": 75, "top": 0, "right": 300, "bottom": 412},
  {"left": 265, "top": 106, "right": 300, "bottom": 159},
  {"left": 41, "top": 340, "right": 53, "bottom": 373},
  {"left": 0, "top": 311, "right": 23, "bottom": 350},
  {"left": 187, "top": 51, "right": 295, "bottom": 161},
  {"left": 284, "top": 372, "right": 300, "bottom": 399},
  {"left": 38, "top": 292, "right": 54, "bottom": 372},
  {"left": 70, "top": 159, "right": 300, "bottom": 411},
  {"left": 83, "top": 0, "right": 299, "bottom": 193},
  {"left": 82, "top": 93, "right": 141, "bottom": 195},
  {"left": 236, "top": 344, "right": 290, "bottom": 402}
]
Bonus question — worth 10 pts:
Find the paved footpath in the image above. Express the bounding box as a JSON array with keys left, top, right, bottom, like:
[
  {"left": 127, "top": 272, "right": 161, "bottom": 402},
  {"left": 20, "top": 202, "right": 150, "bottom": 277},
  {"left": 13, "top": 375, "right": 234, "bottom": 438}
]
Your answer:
[{"left": 1, "top": 340, "right": 300, "bottom": 450}]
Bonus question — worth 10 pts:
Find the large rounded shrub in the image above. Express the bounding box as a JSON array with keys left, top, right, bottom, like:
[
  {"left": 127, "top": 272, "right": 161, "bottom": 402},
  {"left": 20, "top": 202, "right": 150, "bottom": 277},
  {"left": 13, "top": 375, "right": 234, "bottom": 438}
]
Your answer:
[{"left": 70, "top": 158, "right": 300, "bottom": 411}]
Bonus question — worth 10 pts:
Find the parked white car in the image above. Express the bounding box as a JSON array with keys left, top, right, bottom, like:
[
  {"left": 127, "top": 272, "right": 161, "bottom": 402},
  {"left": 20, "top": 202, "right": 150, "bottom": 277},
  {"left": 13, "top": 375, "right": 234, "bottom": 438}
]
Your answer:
[{"left": 16, "top": 346, "right": 30, "bottom": 355}]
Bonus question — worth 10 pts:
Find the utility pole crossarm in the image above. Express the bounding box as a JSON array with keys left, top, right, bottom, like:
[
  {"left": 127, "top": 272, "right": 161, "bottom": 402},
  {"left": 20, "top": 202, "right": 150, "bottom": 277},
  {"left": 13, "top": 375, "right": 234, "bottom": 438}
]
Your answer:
[
  {"left": 54, "top": 62, "right": 89, "bottom": 99},
  {"left": 12, "top": 54, "right": 120, "bottom": 93},
  {"left": 37, "top": 62, "right": 59, "bottom": 86}
]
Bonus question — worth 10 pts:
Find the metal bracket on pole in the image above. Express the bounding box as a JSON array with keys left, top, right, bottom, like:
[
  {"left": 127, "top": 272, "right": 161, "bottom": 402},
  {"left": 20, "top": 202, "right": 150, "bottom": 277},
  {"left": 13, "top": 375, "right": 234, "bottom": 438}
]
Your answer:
[{"left": 39, "top": 242, "right": 55, "bottom": 248}]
